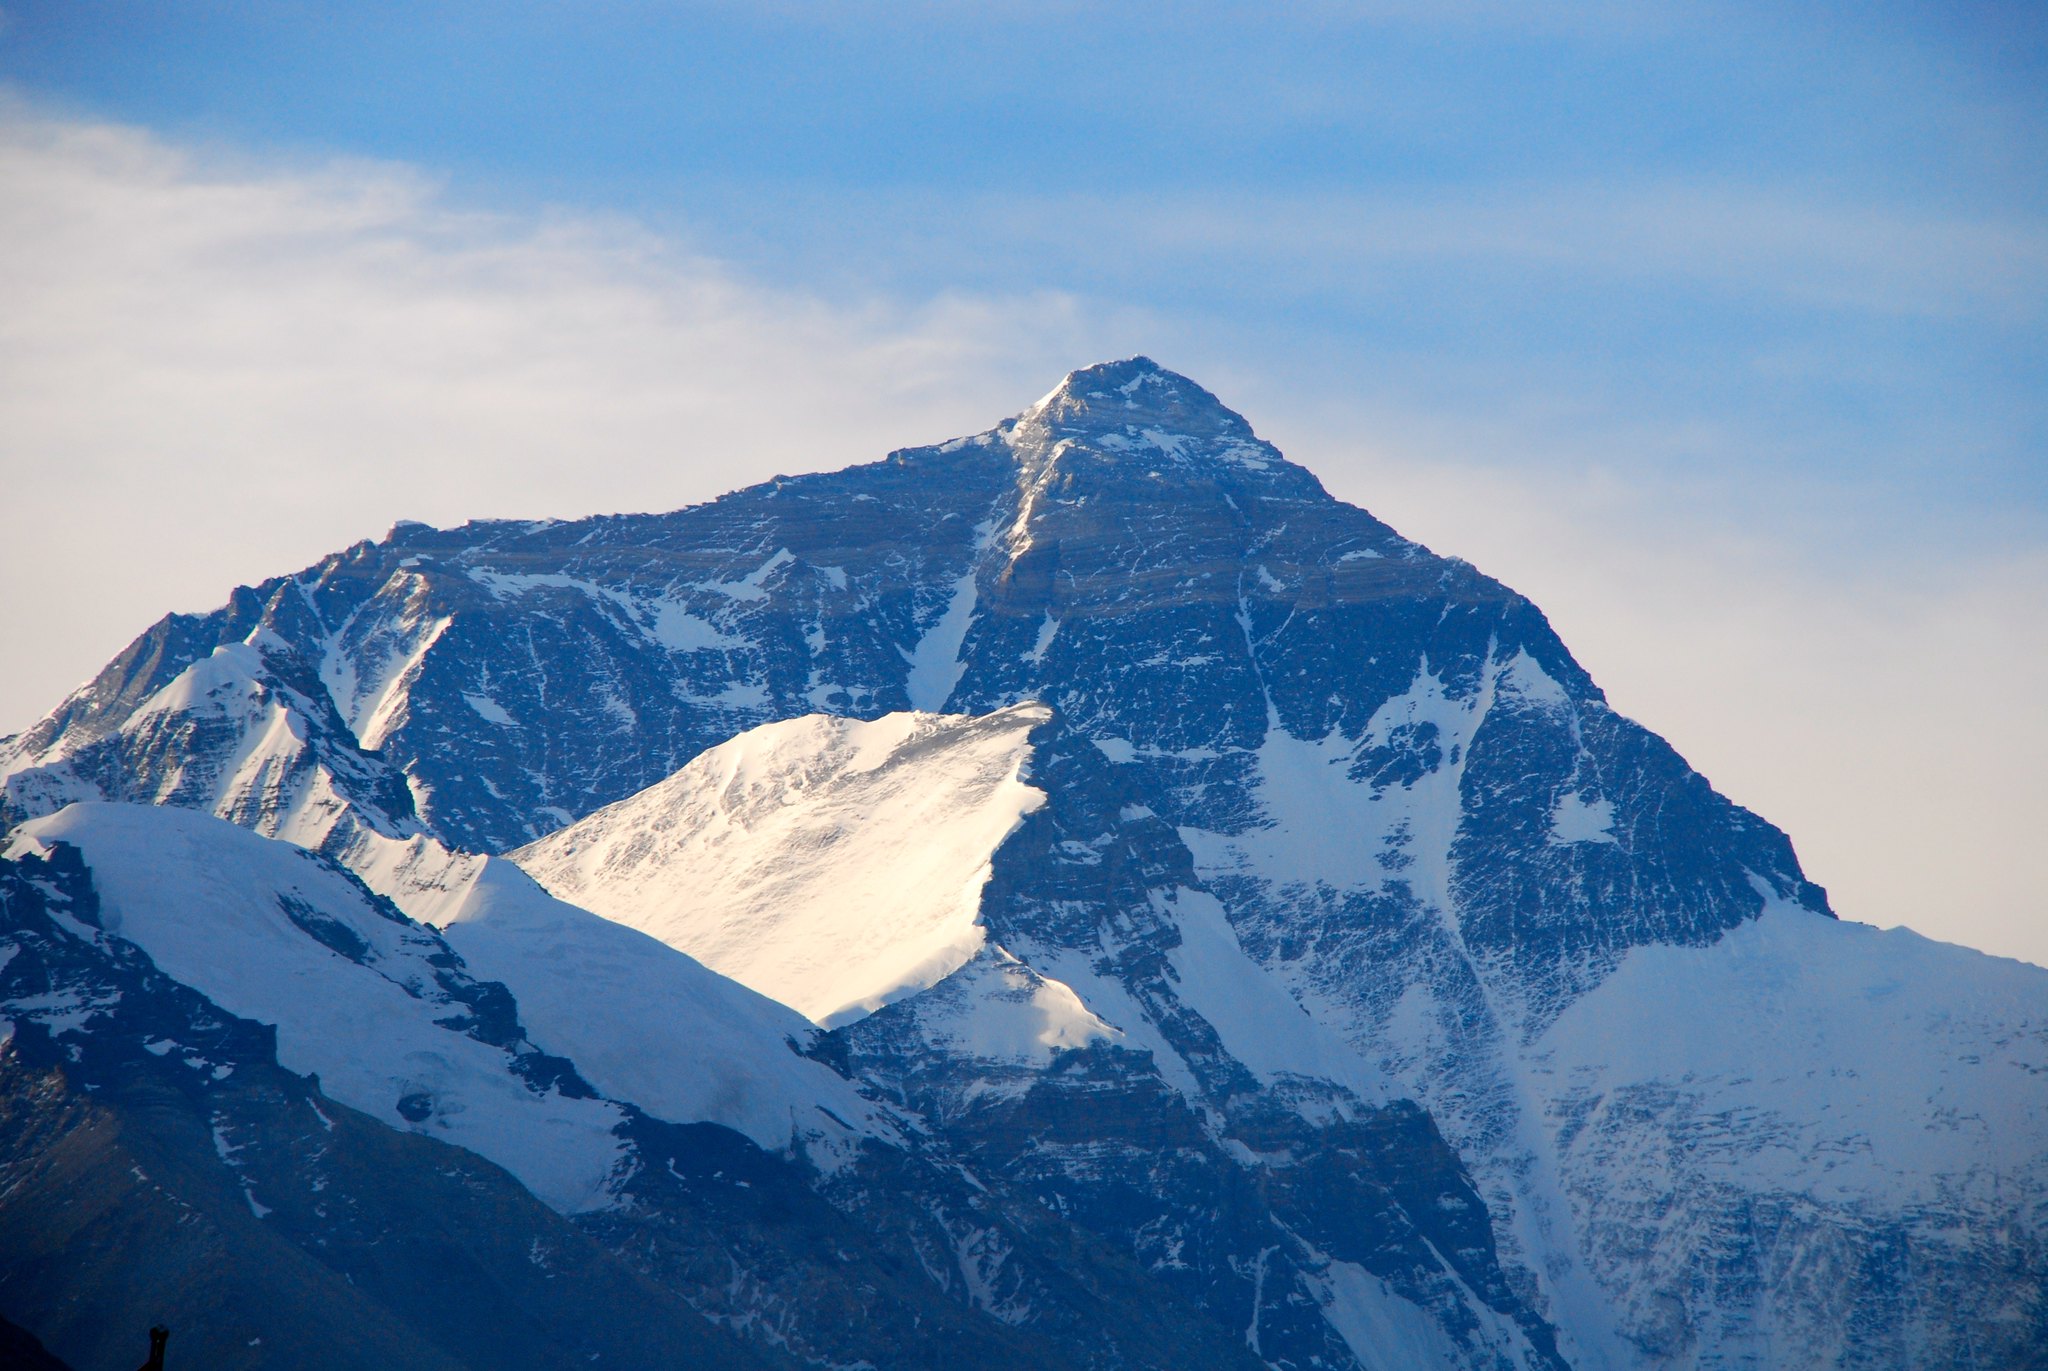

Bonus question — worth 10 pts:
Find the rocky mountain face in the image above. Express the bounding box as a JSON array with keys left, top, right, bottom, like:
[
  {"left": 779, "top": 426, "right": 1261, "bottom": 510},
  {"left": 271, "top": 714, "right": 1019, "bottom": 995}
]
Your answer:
[{"left": 3, "top": 359, "right": 2043, "bottom": 1370}]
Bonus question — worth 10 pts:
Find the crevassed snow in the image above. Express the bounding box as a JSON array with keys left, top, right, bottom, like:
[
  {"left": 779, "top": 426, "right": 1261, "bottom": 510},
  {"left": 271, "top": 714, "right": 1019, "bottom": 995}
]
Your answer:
[
  {"left": 5, "top": 803, "right": 628, "bottom": 1213},
  {"left": 511, "top": 705, "right": 1050, "bottom": 1027}
]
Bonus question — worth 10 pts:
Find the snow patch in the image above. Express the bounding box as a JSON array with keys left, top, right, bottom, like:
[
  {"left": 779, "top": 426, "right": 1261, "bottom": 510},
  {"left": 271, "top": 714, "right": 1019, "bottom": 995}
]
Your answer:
[
  {"left": 1549, "top": 792, "right": 1616, "bottom": 845},
  {"left": 1314, "top": 1261, "right": 1469, "bottom": 1370},
  {"left": 649, "top": 600, "right": 746, "bottom": 652},
  {"left": 354, "top": 614, "right": 453, "bottom": 751},
  {"left": 463, "top": 693, "right": 515, "bottom": 727},
  {"left": 1022, "top": 612, "right": 1060, "bottom": 666},
  {"left": 903, "top": 528, "right": 991, "bottom": 711},
  {"left": 695, "top": 548, "right": 793, "bottom": 602},
  {"left": 1182, "top": 659, "right": 1491, "bottom": 904},
  {"left": 895, "top": 945, "right": 1119, "bottom": 1064},
  {"left": 1159, "top": 886, "right": 1388, "bottom": 1102}
]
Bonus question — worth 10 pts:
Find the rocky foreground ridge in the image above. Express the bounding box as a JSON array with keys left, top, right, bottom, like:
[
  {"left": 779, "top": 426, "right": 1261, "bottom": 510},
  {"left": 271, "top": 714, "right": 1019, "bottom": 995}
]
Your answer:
[{"left": 3, "top": 359, "right": 2043, "bottom": 1371}]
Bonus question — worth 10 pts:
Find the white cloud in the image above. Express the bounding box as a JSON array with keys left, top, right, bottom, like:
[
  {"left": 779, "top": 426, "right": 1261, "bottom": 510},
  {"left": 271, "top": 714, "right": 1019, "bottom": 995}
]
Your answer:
[
  {"left": 1, "top": 105, "right": 2040, "bottom": 970},
  {"left": 0, "top": 108, "right": 1147, "bottom": 725}
]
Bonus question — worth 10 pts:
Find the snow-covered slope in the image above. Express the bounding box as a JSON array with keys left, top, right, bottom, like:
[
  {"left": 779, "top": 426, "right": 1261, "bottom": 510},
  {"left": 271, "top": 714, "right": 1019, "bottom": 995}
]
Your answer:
[
  {"left": 515, "top": 701, "right": 1565, "bottom": 1369},
  {"left": 1, "top": 824, "right": 1242, "bottom": 1371},
  {"left": 512, "top": 704, "right": 1051, "bottom": 1026},
  {"left": 426, "top": 855, "right": 890, "bottom": 1151},
  {"left": 5, "top": 803, "right": 628, "bottom": 1212},
  {"left": 0, "top": 838, "right": 775, "bottom": 1371},
  {"left": 6, "top": 801, "right": 883, "bottom": 1169},
  {"left": 1532, "top": 901, "right": 2048, "bottom": 1363}
]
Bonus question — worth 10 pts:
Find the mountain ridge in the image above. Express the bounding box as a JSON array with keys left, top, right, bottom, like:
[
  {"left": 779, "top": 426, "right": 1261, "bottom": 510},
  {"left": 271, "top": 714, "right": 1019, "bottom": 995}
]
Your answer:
[{"left": 3, "top": 359, "right": 2038, "bottom": 1371}]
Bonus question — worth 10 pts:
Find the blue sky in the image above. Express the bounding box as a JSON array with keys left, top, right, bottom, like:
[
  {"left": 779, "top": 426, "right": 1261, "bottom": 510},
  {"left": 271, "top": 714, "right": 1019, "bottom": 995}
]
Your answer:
[
  {"left": 1, "top": 2, "right": 2044, "bottom": 962},
  {"left": 10, "top": 2, "right": 2040, "bottom": 524}
]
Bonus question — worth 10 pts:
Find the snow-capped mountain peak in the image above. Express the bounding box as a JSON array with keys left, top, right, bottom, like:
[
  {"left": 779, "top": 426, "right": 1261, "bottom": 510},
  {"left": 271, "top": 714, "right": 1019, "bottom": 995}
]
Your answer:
[
  {"left": 1016, "top": 356, "right": 1253, "bottom": 442},
  {"left": 999, "top": 356, "right": 1307, "bottom": 488},
  {"left": 5, "top": 360, "right": 2042, "bottom": 1371}
]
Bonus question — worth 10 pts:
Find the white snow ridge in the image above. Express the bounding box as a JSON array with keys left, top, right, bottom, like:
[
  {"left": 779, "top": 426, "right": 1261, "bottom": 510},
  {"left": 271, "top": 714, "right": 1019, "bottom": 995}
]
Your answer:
[{"left": 510, "top": 703, "right": 1051, "bottom": 1027}]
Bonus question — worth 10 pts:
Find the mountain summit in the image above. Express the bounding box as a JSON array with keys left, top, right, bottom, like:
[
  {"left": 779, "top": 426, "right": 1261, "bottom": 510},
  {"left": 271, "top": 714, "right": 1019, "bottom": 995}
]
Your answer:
[
  {"left": 3, "top": 363, "right": 2042, "bottom": 1371},
  {"left": 1012, "top": 356, "right": 1270, "bottom": 451}
]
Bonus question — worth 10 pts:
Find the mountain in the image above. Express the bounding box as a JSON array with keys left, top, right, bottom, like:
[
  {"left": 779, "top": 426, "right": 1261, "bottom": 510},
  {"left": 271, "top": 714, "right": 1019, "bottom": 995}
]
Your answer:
[
  {"left": 3, "top": 802, "right": 883, "bottom": 1199},
  {"left": 4, "top": 358, "right": 2044, "bottom": 1369},
  {"left": 513, "top": 703, "right": 1565, "bottom": 1369},
  {"left": 0, "top": 804, "right": 1297, "bottom": 1371},
  {"left": 0, "top": 827, "right": 772, "bottom": 1371}
]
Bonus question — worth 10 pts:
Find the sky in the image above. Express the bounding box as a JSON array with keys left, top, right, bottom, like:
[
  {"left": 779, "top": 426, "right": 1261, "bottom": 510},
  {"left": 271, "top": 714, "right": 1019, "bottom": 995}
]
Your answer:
[{"left": 0, "top": 1, "right": 2043, "bottom": 964}]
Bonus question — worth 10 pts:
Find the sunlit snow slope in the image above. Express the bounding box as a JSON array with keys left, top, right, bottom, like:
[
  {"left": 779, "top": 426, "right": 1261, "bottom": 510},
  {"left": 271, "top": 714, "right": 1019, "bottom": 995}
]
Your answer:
[
  {"left": 511, "top": 703, "right": 1049, "bottom": 1026},
  {"left": 424, "top": 854, "right": 888, "bottom": 1150}
]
